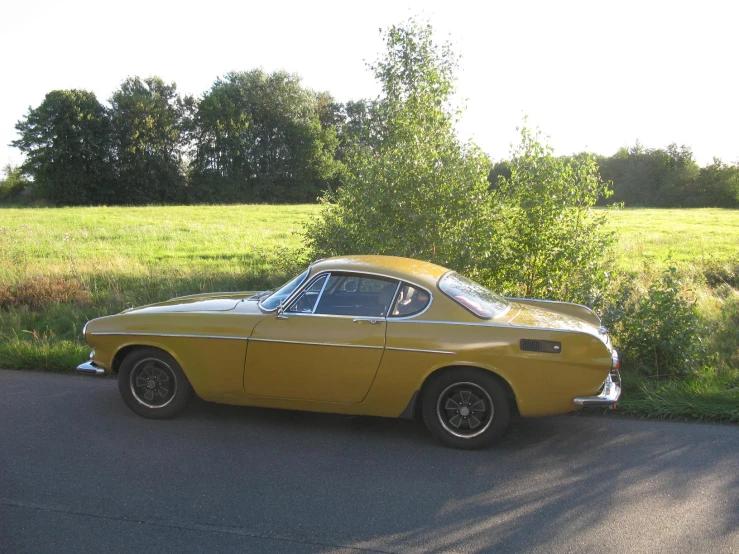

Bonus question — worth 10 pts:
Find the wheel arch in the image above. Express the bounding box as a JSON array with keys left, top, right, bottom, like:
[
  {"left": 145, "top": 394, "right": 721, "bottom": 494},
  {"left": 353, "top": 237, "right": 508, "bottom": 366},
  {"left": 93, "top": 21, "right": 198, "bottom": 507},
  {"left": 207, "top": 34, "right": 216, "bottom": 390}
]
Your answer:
[
  {"left": 414, "top": 364, "right": 519, "bottom": 419},
  {"left": 111, "top": 342, "right": 185, "bottom": 376}
]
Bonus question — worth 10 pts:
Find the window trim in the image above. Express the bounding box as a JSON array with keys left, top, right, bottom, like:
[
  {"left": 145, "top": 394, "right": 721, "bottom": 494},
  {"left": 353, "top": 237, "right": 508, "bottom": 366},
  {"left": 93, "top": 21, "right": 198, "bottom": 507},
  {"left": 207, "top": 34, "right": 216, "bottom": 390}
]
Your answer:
[
  {"left": 387, "top": 281, "right": 433, "bottom": 320},
  {"left": 282, "top": 269, "right": 433, "bottom": 320}
]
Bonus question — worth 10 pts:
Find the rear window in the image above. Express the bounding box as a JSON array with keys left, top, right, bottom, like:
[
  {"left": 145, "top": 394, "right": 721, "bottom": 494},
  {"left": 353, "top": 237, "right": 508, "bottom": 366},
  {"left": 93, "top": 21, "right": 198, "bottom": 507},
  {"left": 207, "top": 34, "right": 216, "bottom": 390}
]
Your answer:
[{"left": 438, "top": 272, "right": 509, "bottom": 319}]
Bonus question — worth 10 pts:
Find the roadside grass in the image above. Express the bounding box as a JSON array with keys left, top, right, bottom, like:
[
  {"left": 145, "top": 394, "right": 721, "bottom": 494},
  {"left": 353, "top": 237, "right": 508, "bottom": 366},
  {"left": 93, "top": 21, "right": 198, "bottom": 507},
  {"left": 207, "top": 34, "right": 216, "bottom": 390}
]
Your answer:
[
  {"left": 616, "top": 369, "right": 739, "bottom": 424},
  {"left": 1, "top": 204, "right": 737, "bottom": 423}
]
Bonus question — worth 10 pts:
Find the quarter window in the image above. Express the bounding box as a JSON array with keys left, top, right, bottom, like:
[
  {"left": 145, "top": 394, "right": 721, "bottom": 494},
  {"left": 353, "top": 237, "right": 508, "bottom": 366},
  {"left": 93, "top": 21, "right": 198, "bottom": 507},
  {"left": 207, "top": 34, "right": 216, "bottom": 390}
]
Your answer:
[{"left": 391, "top": 284, "right": 431, "bottom": 317}]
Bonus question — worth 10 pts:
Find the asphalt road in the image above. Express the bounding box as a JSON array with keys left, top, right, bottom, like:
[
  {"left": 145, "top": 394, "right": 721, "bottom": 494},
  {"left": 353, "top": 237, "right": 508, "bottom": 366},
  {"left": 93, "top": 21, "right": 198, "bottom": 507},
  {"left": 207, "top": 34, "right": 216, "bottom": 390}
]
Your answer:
[{"left": 1, "top": 369, "right": 737, "bottom": 554}]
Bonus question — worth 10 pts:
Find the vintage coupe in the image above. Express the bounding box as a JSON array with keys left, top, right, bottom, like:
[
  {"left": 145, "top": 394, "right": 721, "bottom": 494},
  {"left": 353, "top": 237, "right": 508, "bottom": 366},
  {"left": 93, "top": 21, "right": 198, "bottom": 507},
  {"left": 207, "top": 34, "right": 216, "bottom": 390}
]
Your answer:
[{"left": 78, "top": 255, "right": 620, "bottom": 449}]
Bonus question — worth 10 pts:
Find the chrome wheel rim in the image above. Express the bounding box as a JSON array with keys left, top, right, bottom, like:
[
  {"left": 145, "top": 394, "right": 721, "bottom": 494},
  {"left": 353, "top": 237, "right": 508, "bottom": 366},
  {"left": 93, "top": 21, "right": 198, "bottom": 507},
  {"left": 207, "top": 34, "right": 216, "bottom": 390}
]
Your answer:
[
  {"left": 436, "top": 382, "right": 494, "bottom": 439},
  {"left": 129, "top": 358, "right": 177, "bottom": 409}
]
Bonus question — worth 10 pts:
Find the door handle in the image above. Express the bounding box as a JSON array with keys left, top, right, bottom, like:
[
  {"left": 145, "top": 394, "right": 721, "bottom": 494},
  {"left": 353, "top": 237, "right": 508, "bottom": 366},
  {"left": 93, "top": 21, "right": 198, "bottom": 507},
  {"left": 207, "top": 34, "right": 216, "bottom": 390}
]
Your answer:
[{"left": 353, "top": 318, "right": 379, "bottom": 324}]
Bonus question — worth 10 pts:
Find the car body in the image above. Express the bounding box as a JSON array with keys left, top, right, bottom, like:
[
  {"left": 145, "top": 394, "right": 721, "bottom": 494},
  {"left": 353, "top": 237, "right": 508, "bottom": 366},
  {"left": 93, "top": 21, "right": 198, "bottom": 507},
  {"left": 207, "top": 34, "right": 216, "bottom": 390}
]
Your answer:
[{"left": 78, "top": 255, "right": 621, "bottom": 448}]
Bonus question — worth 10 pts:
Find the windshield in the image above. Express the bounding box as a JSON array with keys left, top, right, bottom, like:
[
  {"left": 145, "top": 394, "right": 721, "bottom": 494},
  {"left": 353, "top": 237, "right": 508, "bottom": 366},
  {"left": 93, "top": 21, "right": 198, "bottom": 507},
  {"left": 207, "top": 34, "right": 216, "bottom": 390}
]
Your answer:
[
  {"left": 438, "top": 272, "right": 509, "bottom": 319},
  {"left": 259, "top": 269, "right": 310, "bottom": 311}
]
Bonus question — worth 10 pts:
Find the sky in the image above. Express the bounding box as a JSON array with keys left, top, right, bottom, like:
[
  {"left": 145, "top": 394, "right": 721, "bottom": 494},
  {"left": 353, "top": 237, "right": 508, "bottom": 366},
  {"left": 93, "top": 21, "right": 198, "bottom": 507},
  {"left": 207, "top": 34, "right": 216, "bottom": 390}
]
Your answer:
[{"left": 1, "top": 0, "right": 737, "bottom": 170}]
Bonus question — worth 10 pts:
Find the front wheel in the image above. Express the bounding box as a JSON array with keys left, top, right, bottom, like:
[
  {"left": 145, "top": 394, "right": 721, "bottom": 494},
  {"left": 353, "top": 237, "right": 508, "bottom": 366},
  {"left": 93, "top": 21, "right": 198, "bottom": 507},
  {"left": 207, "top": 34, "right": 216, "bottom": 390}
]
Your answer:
[
  {"left": 422, "top": 368, "right": 510, "bottom": 449},
  {"left": 118, "top": 348, "right": 193, "bottom": 419}
]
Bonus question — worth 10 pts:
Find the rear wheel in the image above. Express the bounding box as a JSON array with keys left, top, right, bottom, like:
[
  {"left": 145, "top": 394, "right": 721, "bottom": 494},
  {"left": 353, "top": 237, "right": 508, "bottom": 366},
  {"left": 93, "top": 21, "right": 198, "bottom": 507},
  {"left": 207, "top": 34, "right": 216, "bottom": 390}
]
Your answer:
[
  {"left": 422, "top": 368, "right": 510, "bottom": 449},
  {"left": 118, "top": 348, "right": 193, "bottom": 419}
]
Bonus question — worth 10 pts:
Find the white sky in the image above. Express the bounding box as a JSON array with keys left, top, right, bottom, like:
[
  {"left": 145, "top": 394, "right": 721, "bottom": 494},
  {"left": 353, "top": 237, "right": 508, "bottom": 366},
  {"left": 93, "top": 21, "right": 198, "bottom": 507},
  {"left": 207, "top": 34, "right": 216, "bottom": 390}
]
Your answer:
[{"left": 1, "top": 0, "right": 736, "bottom": 169}]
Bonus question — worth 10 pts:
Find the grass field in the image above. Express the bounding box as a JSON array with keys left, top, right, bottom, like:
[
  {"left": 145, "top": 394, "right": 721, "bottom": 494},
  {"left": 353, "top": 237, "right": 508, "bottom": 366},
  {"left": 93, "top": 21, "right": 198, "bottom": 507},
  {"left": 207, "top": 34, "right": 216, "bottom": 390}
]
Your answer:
[
  {"left": 1, "top": 205, "right": 737, "bottom": 422},
  {"left": 603, "top": 208, "right": 739, "bottom": 272}
]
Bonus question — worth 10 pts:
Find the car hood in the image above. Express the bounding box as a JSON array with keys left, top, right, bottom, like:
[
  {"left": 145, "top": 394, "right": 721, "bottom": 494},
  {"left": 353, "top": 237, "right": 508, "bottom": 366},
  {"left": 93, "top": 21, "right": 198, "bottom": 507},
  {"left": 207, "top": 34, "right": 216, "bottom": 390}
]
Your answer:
[
  {"left": 121, "top": 291, "right": 262, "bottom": 315},
  {"left": 507, "top": 303, "right": 602, "bottom": 339}
]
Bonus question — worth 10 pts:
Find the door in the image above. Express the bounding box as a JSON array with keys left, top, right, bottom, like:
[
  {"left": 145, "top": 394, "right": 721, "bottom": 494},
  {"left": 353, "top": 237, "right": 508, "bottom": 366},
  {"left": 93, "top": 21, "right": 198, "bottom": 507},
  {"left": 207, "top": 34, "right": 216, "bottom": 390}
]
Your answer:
[{"left": 244, "top": 273, "right": 399, "bottom": 403}]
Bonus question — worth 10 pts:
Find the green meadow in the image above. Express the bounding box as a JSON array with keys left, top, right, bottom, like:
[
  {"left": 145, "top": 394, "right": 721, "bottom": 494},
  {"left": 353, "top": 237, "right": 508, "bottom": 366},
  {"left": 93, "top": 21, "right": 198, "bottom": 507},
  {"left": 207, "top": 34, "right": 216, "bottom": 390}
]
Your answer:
[{"left": 1, "top": 205, "right": 737, "bottom": 422}]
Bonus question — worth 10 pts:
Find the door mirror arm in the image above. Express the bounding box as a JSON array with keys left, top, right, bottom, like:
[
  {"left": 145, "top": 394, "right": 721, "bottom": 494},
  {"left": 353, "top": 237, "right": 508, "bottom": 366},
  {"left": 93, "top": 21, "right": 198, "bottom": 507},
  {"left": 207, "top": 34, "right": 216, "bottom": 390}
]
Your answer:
[{"left": 276, "top": 305, "right": 289, "bottom": 320}]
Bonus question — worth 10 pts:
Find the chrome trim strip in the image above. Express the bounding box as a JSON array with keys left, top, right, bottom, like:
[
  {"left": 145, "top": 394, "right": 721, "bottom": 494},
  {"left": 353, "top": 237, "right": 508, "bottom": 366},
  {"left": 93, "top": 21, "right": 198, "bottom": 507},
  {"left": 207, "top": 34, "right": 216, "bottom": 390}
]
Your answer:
[
  {"left": 311, "top": 273, "right": 331, "bottom": 313},
  {"left": 573, "top": 371, "right": 621, "bottom": 407},
  {"left": 386, "top": 318, "right": 609, "bottom": 341},
  {"left": 278, "top": 312, "right": 380, "bottom": 320},
  {"left": 388, "top": 281, "right": 402, "bottom": 314},
  {"left": 388, "top": 319, "right": 598, "bottom": 332},
  {"left": 90, "top": 331, "right": 247, "bottom": 341},
  {"left": 386, "top": 346, "right": 455, "bottom": 355},
  {"left": 248, "top": 338, "right": 383, "bottom": 350},
  {"left": 76, "top": 362, "right": 106, "bottom": 376}
]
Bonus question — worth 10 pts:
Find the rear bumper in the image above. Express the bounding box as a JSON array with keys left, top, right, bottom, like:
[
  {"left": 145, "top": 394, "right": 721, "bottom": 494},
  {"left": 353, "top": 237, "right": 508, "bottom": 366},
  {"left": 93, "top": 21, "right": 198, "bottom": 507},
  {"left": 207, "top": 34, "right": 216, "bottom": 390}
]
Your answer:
[{"left": 573, "top": 369, "right": 621, "bottom": 407}]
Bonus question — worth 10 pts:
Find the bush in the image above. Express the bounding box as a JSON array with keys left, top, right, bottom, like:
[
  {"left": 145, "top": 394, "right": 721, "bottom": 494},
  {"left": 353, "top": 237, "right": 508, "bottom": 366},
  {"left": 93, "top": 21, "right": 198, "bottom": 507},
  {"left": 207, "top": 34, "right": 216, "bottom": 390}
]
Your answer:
[{"left": 603, "top": 267, "right": 706, "bottom": 377}]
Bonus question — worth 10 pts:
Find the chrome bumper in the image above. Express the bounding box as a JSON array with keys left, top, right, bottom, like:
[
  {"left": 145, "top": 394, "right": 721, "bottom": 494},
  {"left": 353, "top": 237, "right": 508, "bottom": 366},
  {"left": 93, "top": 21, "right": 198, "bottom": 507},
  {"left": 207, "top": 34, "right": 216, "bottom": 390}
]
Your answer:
[
  {"left": 573, "top": 370, "right": 621, "bottom": 408},
  {"left": 76, "top": 361, "right": 106, "bottom": 376}
]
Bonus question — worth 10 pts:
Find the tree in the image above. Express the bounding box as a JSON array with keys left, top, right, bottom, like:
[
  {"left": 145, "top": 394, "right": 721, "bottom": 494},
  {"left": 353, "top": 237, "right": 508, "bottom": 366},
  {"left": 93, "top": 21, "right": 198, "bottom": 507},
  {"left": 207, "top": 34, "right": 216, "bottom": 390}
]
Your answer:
[
  {"left": 109, "top": 77, "right": 190, "bottom": 204},
  {"left": 306, "top": 20, "right": 492, "bottom": 270},
  {"left": 485, "top": 126, "right": 614, "bottom": 304},
  {"left": 189, "top": 70, "right": 343, "bottom": 203},
  {"left": 12, "top": 90, "right": 114, "bottom": 205}
]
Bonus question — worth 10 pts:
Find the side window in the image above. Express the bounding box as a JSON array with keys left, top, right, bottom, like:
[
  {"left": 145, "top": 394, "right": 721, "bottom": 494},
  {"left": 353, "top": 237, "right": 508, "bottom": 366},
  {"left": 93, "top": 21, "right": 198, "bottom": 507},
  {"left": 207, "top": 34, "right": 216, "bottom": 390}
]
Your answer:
[
  {"left": 314, "top": 273, "right": 399, "bottom": 317},
  {"left": 286, "top": 274, "right": 328, "bottom": 313},
  {"left": 391, "top": 284, "right": 431, "bottom": 317}
]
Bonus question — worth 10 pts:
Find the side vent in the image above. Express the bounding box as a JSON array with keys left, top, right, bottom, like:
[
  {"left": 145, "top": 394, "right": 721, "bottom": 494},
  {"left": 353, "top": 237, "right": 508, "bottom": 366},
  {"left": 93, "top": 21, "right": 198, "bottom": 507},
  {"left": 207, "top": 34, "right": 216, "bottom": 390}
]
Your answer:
[{"left": 520, "top": 339, "right": 562, "bottom": 354}]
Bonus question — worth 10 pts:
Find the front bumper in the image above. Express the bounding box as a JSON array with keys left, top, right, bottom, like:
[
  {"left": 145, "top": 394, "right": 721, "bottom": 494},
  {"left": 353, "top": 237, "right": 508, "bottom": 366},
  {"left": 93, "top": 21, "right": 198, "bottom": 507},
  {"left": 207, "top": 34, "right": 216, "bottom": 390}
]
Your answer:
[
  {"left": 76, "top": 362, "right": 106, "bottom": 376},
  {"left": 573, "top": 369, "right": 621, "bottom": 408},
  {"left": 77, "top": 352, "right": 106, "bottom": 376}
]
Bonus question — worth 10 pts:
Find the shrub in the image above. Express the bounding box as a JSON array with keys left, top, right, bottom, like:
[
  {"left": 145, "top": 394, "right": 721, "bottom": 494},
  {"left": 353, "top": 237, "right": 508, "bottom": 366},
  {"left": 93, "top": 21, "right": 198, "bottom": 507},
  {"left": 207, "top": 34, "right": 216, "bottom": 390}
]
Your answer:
[{"left": 603, "top": 267, "right": 706, "bottom": 377}]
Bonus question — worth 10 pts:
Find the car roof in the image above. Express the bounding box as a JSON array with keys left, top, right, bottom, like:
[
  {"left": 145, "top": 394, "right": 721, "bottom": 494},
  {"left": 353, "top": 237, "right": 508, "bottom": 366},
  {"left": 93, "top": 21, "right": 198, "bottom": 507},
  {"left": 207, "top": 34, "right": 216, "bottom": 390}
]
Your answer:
[{"left": 310, "top": 255, "right": 450, "bottom": 289}]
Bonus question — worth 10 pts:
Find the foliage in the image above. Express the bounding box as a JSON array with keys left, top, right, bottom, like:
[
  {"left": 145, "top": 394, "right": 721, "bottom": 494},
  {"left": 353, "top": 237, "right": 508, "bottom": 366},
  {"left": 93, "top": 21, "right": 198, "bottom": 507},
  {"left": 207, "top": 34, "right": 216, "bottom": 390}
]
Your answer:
[
  {"left": 12, "top": 90, "right": 115, "bottom": 205},
  {"left": 0, "top": 164, "right": 30, "bottom": 201},
  {"left": 109, "top": 76, "right": 191, "bottom": 204},
  {"left": 306, "top": 20, "right": 492, "bottom": 271},
  {"left": 603, "top": 268, "right": 706, "bottom": 377},
  {"left": 188, "top": 70, "right": 344, "bottom": 203},
  {"left": 481, "top": 126, "right": 614, "bottom": 304}
]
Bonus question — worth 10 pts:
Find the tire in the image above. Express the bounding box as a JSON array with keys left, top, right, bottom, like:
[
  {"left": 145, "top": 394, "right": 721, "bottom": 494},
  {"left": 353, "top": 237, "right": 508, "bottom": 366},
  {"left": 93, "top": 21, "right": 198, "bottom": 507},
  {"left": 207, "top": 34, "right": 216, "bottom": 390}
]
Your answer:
[
  {"left": 117, "top": 347, "right": 193, "bottom": 419},
  {"left": 421, "top": 367, "right": 510, "bottom": 450}
]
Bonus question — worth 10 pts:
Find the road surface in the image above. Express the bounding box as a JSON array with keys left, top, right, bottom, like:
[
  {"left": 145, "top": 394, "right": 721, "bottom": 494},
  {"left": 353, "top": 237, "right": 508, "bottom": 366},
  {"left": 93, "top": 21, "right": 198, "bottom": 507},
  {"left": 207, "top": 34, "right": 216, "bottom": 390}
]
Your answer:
[{"left": 1, "top": 369, "right": 737, "bottom": 553}]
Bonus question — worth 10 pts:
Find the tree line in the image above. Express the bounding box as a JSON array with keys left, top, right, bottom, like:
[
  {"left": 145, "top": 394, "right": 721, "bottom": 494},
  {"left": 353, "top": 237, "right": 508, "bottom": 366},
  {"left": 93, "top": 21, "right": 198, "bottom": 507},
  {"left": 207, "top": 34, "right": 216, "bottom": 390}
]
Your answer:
[{"left": 5, "top": 72, "right": 739, "bottom": 207}]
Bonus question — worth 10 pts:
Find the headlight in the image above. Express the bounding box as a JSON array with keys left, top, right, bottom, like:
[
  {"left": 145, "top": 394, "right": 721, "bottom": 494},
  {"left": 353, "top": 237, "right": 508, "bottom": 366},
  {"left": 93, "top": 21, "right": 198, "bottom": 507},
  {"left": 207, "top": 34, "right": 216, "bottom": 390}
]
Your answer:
[{"left": 82, "top": 321, "right": 90, "bottom": 341}]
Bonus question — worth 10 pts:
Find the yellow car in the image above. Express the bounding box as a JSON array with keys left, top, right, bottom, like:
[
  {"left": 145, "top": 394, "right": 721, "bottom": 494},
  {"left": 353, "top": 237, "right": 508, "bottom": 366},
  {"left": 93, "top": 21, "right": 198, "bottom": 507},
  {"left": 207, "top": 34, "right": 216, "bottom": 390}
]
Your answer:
[{"left": 78, "top": 255, "right": 620, "bottom": 449}]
